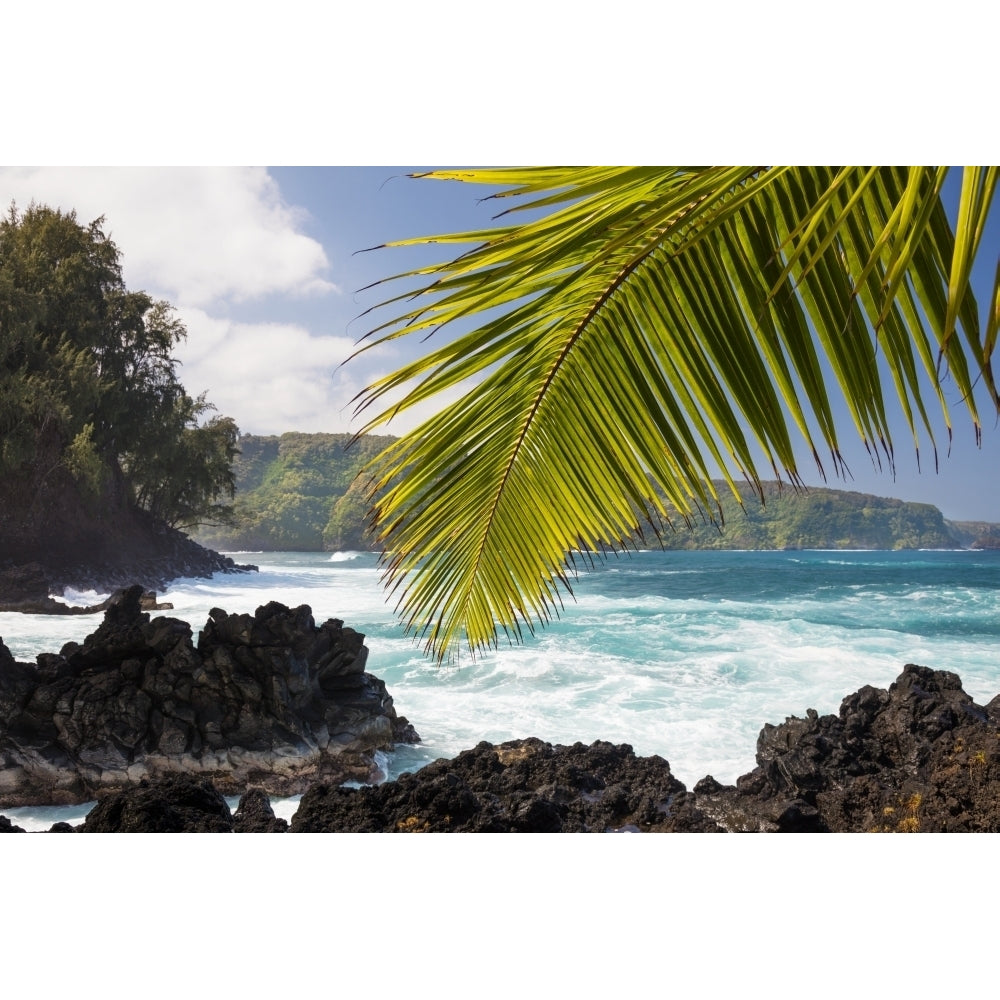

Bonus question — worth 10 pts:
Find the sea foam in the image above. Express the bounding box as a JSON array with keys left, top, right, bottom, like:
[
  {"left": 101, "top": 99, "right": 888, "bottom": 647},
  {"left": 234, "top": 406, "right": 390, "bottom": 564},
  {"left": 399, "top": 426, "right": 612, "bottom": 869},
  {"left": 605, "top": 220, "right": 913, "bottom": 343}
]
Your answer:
[{"left": 3, "top": 548, "right": 999, "bottom": 823}]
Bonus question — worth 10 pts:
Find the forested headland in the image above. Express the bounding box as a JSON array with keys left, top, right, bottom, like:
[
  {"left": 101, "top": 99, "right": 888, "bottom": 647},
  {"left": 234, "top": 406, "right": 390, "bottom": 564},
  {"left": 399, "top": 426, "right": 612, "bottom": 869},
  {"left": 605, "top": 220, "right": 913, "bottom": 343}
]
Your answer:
[
  {"left": 0, "top": 204, "right": 244, "bottom": 602},
  {"left": 652, "top": 481, "right": 985, "bottom": 551},
  {"left": 193, "top": 431, "right": 998, "bottom": 553},
  {"left": 193, "top": 432, "right": 394, "bottom": 552}
]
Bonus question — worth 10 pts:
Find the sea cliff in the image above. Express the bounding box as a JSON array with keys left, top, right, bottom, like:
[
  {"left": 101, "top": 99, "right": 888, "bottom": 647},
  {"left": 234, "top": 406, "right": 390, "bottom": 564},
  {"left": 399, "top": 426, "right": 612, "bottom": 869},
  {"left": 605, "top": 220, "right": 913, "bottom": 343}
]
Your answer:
[{"left": 193, "top": 430, "right": 998, "bottom": 554}]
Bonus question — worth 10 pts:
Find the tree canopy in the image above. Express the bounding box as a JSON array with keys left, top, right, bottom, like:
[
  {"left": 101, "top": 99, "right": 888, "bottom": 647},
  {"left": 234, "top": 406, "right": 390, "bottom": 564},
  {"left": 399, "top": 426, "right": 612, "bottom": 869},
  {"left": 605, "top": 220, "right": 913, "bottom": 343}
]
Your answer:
[
  {"left": 0, "top": 203, "right": 238, "bottom": 530},
  {"left": 354, "top": 166, "right": 1000, "bottom": 660}
]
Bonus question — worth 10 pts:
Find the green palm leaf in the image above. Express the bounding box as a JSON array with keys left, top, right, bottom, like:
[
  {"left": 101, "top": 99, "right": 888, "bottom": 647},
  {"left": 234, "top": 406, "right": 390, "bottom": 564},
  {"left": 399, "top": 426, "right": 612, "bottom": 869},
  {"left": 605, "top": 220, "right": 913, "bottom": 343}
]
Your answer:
[{"left": 353, "top": 166, "right": 999, "bottom": 660}]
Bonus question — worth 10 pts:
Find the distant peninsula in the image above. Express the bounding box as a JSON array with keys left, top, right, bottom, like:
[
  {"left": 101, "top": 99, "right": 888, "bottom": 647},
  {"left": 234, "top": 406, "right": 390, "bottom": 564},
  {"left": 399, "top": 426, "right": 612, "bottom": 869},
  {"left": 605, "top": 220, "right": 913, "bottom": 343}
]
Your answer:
[
  {"left": 193, "top": 432, "right": 1000, "bottom": 554},
  {"left": 651, "top": 480, "right": 993, "bottom": 552}
]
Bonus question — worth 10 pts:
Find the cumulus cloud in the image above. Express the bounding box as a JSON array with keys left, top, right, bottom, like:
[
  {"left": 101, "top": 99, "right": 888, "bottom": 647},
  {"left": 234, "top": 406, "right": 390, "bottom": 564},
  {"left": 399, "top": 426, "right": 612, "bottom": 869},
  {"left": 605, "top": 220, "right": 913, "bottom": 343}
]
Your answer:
[
  {"left": 0, "top": 166, "right": 334, "bottom": 307},
  {"left": 0, "top": 165, "right": 466, "bottom": 440},
  {"left": 175, "top": 308, "right": 362, "bottom": 435}
]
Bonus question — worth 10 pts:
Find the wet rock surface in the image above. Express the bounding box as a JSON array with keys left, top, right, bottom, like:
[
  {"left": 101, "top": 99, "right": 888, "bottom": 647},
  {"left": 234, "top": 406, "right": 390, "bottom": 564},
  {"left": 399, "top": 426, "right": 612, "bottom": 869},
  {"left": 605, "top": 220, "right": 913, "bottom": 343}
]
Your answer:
[
  {"left": 694, "top": 663, "right": 1000, "bottom": 832},
  {"left": 0, "top": 586, "right": 419, "bottom": 807},
  {"left": 2, "top": 663, "right": 997, "bottom": 831},
  {"left": 292, "top": 737, "right": 719, "bottom": 831},
  {"left": 290, "top": 664, "right": 1000, "bottom": 832}
]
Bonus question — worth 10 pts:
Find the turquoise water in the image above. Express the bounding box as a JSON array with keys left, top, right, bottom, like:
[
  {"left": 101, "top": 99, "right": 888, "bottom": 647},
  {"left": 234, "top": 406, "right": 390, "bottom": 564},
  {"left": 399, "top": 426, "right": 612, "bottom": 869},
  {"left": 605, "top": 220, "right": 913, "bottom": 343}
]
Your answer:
[{"left": 2, "top": 547, "right": 998, "bottom": 829}]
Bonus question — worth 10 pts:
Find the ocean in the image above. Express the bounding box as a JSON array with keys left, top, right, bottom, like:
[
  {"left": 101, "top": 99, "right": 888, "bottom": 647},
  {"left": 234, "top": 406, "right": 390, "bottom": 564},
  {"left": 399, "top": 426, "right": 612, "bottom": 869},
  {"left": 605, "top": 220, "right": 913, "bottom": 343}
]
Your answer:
[{"left": 2, "top": 547, "right": 999, "bottom": 831}]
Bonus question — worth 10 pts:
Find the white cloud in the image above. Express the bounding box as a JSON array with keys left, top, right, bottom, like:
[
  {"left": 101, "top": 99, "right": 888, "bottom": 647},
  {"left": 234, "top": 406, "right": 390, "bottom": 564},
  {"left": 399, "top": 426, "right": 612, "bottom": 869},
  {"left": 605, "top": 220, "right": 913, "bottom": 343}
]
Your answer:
[
  {"left": 175, "top": 309, "right": 362, "bottom": 435},
  {"left": 341, "top": 366, "right": 488, "bottom": 440},
  {"left": 0, "top": 165, "right": 466, "bottom": 441},
  {"left": 0, "top": 166, "right": 363, "bottom": 436},
  {"left": 0, "top": 166, "right": 334, "bottom": 307}
]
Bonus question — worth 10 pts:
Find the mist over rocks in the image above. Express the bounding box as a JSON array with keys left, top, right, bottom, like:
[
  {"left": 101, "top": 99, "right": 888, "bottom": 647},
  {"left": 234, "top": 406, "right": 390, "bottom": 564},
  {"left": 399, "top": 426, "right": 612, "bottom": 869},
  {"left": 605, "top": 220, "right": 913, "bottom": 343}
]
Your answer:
[{"left": 0, "top": 586, "right": 419, "bottom": 808}]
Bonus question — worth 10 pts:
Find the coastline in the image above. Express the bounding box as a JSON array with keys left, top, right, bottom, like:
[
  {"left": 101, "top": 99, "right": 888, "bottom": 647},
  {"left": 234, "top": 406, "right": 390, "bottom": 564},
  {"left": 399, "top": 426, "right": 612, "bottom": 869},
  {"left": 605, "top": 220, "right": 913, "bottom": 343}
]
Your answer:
[
  {"left": 3, "top": 662, "right": 998, "bottom": 832},
  {"left": 3, "top": 548, "right": 999, "bottom": 830},
  {"left": 0, "top": 586, "right": 417, "bottom": 810}
]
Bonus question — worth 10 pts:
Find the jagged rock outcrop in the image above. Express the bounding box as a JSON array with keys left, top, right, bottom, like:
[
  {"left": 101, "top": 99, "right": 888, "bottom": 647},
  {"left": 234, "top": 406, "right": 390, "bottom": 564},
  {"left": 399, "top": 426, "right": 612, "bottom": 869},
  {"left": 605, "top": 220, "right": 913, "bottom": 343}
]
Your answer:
[
  {"left": 2, "top": 662, "right": 996, "bottom": 831},
  {"left": 291, "top": 737, "right": 719, "bottom": 832},
  {"left": 81, "top": 774, "right": 234, "bottom": 832},
  {"left": 0, "top": 586, "right": 419, "bottom": 807},
  {"left": 232, "top": 787, "right": 289, "bottom": 832},
  {"left": 79, "top": 777, "right": 291, "bottom": 832},
  {"left": 693, "top": 663, "right": 1000, "bottom": 832},
  {"left": 290, "top": 664, "right": 999, "bottom": 832}
]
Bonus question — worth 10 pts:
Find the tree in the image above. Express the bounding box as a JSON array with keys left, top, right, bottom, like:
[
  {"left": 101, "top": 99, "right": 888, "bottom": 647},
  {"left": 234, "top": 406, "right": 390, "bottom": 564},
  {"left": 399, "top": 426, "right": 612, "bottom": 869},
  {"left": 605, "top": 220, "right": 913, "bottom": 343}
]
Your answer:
[
  {"left": 0, "top": 203, "right": 117, "bottom": 472},
  {"left": 0, "top": 203, "right": 238, "bottom": 532},
  {"left": 123, "top": 397, "right": 239, "bottom": 529},
  {"left": 354, "top": 167, "right": 999, "bottom": 659}
]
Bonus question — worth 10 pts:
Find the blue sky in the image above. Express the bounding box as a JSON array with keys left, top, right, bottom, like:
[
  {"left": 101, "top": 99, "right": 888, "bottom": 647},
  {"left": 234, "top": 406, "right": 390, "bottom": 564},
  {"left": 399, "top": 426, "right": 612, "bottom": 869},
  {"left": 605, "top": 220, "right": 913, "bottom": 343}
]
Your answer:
[{"left": 2, "top": 165, "right": 998, "bottom": 522}]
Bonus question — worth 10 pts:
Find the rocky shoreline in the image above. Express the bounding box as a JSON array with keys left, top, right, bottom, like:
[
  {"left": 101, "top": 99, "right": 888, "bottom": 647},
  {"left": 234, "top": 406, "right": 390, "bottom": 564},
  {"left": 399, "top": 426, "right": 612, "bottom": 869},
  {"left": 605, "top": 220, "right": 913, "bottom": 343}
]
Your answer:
[
  {"left": 0, "top": 586, "right": 418, "bottom": 808},
  {"left": 2, "top": 623, "right": 998, "bottom": 829},
  {"left": 0, "top": 523, "right": 257, "bottom": 615}
]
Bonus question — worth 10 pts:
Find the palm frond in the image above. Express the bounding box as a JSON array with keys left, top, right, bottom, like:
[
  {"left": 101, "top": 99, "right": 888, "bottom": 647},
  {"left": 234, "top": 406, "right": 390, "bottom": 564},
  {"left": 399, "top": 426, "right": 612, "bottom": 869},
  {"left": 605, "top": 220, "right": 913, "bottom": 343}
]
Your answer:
[{"left": 353, "top": 166, "right": 999, "bottom": 660}]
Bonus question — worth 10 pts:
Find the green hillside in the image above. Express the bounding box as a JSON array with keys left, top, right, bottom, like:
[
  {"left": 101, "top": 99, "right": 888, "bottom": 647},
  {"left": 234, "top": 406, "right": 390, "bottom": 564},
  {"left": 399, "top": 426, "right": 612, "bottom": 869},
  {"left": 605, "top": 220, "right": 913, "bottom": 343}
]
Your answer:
[
  {"left": 649, "top": 481, "right": 962, "bottom": 550},
  {"left": 193, "top": 432, "right": 393, "bottom": 552},
  {"left": 195, "top": 433, "right": 995, "bottom": 553}
]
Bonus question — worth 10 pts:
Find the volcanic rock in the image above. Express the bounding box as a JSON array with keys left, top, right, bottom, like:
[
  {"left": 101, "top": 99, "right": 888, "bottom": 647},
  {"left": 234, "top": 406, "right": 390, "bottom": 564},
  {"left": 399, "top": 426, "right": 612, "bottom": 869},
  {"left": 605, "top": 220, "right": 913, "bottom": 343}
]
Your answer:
[
  {"left": 0, "top": 586, "right": 419, "bottom": 807},
  {"left": 5, "top": 659, "right": 997, "bottom": 832},
  {"left": 690, "top": 664, "right": 1000, "bottom": 832},
  {"left": 233, "top": 787, "right": 288, "bottom": 832},
  {"left": 81, "top": 774, "right": 234, "bottom": 832},
  {"left": 291, "top": 737, "right": 720, "bottom": 832},
  {"left": 290, "top": 664, "right": 1000, "bottom": 833}
]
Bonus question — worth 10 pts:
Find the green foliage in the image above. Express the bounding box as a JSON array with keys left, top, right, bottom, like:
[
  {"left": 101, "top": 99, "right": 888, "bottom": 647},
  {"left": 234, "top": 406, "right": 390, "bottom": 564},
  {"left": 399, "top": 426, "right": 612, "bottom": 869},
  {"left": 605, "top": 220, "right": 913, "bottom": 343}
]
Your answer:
[
  {"left": 354, "top": 167, "right": 1000, "bottom": 659},
  {"left": 0, "top": 203, "right": 238, "bottom": 530},
  {"left": 197, "top": 430, "right": 976, "bottom": 556},
  {"left": 0, "top": 203, "right": 114, "bottom": 469},
  {"left": 125, "top": 399, "right": 240, "bottom": 529},
  {"left": 63, "top": 422, "right": 105, "bottom": 500},
  {"left": 323, "top": 476, "right": 376, "bottom": 551},
  {"left": 652, "top": 482, "right": 960, "bottom": 551},
  {"left": 194, "top": 432, "right": 393, "bottom": 551}
]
